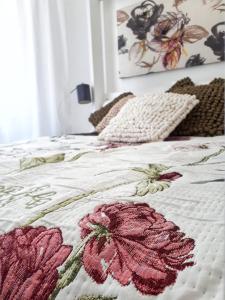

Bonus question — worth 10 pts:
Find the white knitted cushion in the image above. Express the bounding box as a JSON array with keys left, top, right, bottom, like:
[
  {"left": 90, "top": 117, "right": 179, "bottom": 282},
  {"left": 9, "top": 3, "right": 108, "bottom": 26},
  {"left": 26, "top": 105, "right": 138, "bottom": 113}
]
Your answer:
[
  {"left": 96, "top": 95, "right": 135, "bottom": 133},
  {"left": 98, "top": 92, "right": 199, "bottom": 143}
]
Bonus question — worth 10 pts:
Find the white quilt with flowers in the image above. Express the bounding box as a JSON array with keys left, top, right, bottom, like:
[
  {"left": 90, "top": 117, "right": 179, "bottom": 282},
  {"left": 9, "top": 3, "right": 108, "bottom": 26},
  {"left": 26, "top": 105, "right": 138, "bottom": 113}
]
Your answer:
[{"left": 0, "top": 135, "right": 224, "bottom": 300}]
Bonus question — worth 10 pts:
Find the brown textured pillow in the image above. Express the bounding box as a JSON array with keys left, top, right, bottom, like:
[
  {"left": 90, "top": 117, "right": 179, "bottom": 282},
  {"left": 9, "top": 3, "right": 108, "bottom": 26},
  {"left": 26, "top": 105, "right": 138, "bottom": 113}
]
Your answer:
[
  {"left": 96, "top": 94, "right": 135, "bottom": 133},
  {"left": 169, "top": 84, "right": 224, "bottom": 136},
  {"left": 167, "top": 77, "right": 195, "bottom": 92},
  {"left": 209, "top": 78, "right": 225, "bottom": 86},
  {"left": 89, "top": 92, "right": 133, "bottom": 127}
]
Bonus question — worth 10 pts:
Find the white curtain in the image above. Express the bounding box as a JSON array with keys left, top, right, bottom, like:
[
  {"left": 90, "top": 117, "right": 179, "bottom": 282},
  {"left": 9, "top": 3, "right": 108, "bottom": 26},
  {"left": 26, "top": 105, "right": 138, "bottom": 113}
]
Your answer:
[{"left": 0, "top": 0, "right": 69, "bottom": 143}]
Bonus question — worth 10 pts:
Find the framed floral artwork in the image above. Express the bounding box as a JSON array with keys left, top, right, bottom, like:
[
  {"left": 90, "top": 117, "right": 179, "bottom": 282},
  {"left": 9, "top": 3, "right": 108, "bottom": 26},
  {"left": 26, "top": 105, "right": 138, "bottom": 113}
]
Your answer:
[{"left": 117, "top": 0, "right": 225, "bottom": 78}]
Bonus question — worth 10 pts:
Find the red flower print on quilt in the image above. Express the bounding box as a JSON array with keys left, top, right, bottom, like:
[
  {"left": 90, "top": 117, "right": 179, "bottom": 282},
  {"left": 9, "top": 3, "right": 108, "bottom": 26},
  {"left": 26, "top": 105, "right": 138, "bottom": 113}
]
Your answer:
[
  {"left": 79, "top": 202, "right": 195, "bottom": 296},
  {"left": 159, "top": 172, "right": 182, "bottom": 181},
  {"left": 0, "top": 226, "right": 72, "bottom": 300}
]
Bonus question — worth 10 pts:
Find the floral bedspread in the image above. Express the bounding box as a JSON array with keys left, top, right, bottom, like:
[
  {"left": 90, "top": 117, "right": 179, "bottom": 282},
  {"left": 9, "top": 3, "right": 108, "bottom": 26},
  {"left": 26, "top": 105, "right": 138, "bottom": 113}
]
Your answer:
[{"left": 0, "top": 135, "right": 224, "bottom": 300}]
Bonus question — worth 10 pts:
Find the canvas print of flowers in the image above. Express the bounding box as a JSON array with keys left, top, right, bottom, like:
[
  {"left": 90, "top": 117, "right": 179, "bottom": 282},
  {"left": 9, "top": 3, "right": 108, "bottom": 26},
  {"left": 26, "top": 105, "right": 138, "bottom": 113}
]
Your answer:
[{"left": 117, "top": 0, "right": 225, "bottom": 77}]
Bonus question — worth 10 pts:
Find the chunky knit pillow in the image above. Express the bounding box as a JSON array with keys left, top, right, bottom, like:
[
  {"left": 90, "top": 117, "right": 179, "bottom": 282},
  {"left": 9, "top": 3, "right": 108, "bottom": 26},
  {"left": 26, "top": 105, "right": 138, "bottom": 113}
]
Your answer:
[
  {"left": 209, "top": 78, "right": 225, "bottom": 86},
  {"left": 88, "top": 92, "right": 133, "bottom": 127},
  {"left": 167, "top": 77, "right": 195, "bottom": 92},
  {"left": 98, "top": 92, "right": 199, "bottom": 143},
  {"left": 96, "top": 95, "right": 135, "bottom": 133},
  {"left": 169, "top": 84, "right": 224, "bottom": 136}
]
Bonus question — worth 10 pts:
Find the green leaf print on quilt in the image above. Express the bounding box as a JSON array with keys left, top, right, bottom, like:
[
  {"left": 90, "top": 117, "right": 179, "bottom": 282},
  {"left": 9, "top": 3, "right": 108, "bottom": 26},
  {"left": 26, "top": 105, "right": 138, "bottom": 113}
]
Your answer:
[
  {"left": 132, "top": 164, "right": 182, "bottom": 196},
  {"left": 77, "top": 296, "right": 117, "bottom": 300},
  {"left": 132, "top": 164, "right": 170, "bottom": 177},
  {"left": 0, "top": 185, "right": 24, "bottom": 205},
  {"left": 136, "top": 179, "right": 171, "bottom": 196},
  {"left": 0, "top": 184, "right": 56, "bottom": 209},
  {"left": 20, "top": 153, "right": 65, "bottom": 170},
  {"left": 25, "top": 185, "right": 57, "bottom": 208}
]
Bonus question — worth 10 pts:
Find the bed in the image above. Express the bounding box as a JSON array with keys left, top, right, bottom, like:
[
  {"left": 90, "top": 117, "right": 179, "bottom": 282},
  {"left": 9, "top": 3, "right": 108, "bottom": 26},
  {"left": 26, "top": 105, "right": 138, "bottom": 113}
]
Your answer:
[{"left": 0, "top": 134, "right": 224, "bottom": 300}]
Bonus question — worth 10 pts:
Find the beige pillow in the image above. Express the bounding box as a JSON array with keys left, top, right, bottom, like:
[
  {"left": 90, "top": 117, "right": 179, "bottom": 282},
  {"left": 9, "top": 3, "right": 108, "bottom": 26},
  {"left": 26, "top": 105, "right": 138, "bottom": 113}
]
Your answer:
[
  {"left": 96, "top": 95, "right": 135, "bottom": 133},
  {"left": 98, "top": 92, "right": 199, "bottom": 143},
  {"left": 88, "top": 92, "right": 133, "bottom": 127}
]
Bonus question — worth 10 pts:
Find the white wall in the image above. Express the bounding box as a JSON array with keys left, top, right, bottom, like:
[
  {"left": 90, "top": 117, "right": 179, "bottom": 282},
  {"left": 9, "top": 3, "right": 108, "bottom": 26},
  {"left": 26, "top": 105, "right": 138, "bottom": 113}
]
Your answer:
[{"left": 101, "top": 0, "right": 225, "bottom": 100}]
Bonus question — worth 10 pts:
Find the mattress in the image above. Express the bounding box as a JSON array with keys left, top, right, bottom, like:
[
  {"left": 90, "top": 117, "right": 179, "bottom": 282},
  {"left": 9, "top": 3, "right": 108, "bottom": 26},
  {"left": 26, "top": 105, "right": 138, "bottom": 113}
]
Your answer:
[{"left": 0, "top": 135, "right": 224, "bottom": 300}]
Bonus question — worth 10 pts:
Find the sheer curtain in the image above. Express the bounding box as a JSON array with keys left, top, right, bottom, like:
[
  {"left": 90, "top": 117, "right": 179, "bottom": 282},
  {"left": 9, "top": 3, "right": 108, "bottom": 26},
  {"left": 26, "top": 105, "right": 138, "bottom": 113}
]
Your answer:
[{"left": 0, "top": 0, "right": 69, "bottom": 143}]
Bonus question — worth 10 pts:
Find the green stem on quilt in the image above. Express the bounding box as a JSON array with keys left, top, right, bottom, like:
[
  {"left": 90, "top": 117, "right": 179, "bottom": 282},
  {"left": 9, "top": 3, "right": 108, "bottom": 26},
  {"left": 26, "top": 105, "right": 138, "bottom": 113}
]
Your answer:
[
  {"left": 23, "top": 179, "right": 139, "bottom": 226},
  {"left": 95, "top": 168, "right": 130, "bottom": 176},
  {"left": 50, "top": 254, "right": 82, "bottom": 300},
  {"left": 186, "top": 147, "right": 225, "bottom": 166},
  {"left": 23, "top": 190, "right": 96, "bottom": 226},
  {"left": 49, "top": 232, "right": 96, "bottom": 300},
  {"left": 18, "top": 151, "right": 92, "bottom": 173},
  {"left": 20, "top": 153, "right": 65, "bottom": 171}
]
